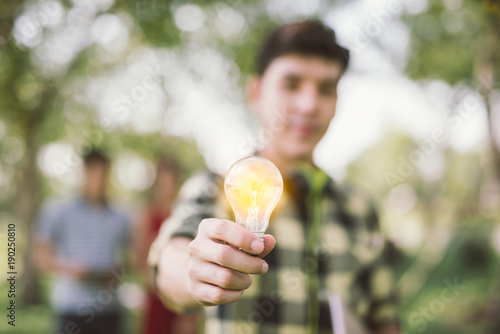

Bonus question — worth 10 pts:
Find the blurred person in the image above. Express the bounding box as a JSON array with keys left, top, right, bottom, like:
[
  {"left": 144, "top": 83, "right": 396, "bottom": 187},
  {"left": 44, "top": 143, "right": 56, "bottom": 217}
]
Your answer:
[
  {"left": 34, "top": 148, "right": 132, "bottom": 334},
  {"left": 149, "top": 21, "right": 400, "bottom": 334},
  {"left": 136, "top": 156, "right": 200, "bottom": 334}
]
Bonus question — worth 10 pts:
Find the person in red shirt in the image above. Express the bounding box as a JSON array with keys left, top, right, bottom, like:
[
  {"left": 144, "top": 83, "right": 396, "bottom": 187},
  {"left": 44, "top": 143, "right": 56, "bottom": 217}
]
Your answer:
[{"left": 137, "top": 156, "right": 200, "bottom": 334}]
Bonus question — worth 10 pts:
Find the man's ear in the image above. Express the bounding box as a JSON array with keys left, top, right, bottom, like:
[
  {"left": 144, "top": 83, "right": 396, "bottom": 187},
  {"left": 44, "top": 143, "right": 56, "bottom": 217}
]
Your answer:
[{"left": 246, "top": 75, "right": 262, "bottom": 112}]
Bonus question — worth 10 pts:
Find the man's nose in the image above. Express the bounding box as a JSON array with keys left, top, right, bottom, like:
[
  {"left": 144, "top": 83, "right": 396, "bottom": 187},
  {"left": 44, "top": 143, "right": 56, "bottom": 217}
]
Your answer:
[{"left": 294, "top": 85, "right": 319, "bottom": 115}]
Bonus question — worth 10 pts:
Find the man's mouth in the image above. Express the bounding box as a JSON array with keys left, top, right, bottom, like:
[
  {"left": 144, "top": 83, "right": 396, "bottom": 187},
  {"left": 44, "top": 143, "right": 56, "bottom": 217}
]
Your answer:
[{"left": 292, "top": 124, "right": 316, "bottom": 136}]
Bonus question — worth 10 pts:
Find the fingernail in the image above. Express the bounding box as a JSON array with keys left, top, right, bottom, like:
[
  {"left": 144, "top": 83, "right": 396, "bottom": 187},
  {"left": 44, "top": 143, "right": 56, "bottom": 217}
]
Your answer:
[
  {"left": 262, "top": 262, "right": 269, "bottom": 274},
  {"left": 251, "top": 239, "right": 264, "bottom": 253}
]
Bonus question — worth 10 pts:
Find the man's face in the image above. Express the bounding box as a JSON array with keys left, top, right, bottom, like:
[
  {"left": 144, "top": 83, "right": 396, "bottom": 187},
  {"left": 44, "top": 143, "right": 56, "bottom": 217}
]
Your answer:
[
  {"left": 155, "top": 169, "right": 178, "bottom": 200},
  {"left": 250, "top": 54, "right": 343, "bottom": 160},
  {"left": 83, "top": 162, "right": 109, "bottom": 201}
]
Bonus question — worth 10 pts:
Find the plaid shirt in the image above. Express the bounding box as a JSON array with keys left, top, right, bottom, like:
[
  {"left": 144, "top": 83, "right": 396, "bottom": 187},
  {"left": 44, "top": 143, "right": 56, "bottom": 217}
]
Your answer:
[{"left": 149, "top": 164, "right": 398, "bottom": 334}]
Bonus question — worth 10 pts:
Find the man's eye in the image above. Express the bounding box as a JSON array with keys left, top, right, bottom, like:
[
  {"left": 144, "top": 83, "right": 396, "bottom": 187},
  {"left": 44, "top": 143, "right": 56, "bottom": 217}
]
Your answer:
[
  {"left": 283, "top": 81, "right": 299, "bottom": 91},
  {"left": 319, "top": 86, "right": 337, "bottom": 96}
]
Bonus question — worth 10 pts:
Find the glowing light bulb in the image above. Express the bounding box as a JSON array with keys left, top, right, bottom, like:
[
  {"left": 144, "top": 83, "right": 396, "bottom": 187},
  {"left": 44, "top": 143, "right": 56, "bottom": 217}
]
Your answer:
[{"left": 224, "top": 156, "right": 283, "bottom": 241}]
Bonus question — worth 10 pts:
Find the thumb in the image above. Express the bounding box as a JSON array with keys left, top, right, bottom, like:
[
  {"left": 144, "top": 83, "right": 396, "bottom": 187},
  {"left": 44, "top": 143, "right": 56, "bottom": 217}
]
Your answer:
[{"left": 257, "top": 234, "right": 276, "bottom": 259}]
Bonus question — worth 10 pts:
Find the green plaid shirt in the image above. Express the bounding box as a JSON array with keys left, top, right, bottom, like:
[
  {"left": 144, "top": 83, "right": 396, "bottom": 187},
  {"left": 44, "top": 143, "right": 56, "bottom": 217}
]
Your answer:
[{"left": 149, "top": 164, "right": 398, "bottom": 334}]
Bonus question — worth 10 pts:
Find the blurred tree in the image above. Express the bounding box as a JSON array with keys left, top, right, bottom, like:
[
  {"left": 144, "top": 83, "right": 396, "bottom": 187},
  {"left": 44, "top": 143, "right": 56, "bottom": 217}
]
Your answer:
[
  {"left": 0, "top": 0, "right": 192, "bottom": 305},
  {"left": 400, "top": 1, "right": 500, "bottom": 331},
  {"left": 1, "top": 0, "right": 62, "bottom": 305},
  {"left": 403, "top": 0, "right": 500, "bottom": 183}
]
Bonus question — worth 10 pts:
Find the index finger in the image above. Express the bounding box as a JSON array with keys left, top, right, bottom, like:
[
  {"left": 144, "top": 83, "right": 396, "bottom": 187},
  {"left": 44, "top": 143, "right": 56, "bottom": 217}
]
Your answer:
[{"left": 199, "top": 219, "right": 264, "bottom": 255}]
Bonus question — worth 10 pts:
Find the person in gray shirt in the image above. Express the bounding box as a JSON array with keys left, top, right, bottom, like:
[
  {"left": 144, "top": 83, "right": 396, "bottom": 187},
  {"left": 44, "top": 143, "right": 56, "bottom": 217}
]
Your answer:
[{"left": 34, "top": 149, "right": 132, "bottom": 334}]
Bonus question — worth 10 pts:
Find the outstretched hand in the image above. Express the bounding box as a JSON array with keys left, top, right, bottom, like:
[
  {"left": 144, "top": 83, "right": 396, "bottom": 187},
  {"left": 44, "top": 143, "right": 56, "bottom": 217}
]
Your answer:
[{"left": 187, "top": 218, "right": 276, "bottom": 306}]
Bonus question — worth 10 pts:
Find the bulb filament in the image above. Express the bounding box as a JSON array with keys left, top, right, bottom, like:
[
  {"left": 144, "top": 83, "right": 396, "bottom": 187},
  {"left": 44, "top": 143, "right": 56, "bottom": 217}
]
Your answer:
[{"left": 247, "top": 190, "right": 259, "bottom": 231}]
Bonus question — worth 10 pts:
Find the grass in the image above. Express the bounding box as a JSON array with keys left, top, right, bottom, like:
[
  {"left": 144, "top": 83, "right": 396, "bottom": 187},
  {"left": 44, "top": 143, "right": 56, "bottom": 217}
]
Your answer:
[{"left": 0, "top": 276, "right": 141, "bottom": 334}]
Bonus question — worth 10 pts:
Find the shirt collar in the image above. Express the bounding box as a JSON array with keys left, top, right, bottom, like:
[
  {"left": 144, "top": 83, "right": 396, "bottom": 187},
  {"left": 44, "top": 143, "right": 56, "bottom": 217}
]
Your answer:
[{"left": 77, "top": 194, "right": 109, "bottom": 209}]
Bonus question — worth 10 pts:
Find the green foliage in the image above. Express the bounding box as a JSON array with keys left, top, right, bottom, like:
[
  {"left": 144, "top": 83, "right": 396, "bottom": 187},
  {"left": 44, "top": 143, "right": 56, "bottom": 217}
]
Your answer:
[
  {"left": 1, "top": 0, "right": 499, "bottom": 333},
  {"left": 402, "top": 0, "right": 499, "bottom": 86}
]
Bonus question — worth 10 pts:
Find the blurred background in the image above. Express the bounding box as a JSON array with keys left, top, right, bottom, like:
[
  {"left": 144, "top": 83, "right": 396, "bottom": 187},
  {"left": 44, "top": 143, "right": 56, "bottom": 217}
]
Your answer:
[{"left": 0, "top": 0, "right": 499, "bottom": 333}]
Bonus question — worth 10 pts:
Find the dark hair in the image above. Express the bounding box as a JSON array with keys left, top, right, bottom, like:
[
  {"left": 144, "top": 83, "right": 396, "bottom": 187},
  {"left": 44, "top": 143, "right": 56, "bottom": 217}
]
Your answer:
[
  {"left": 83, "top": 148, "right": 109, "bottom": 166},
  {"left": 156, "top": 155, "right": 180, "bottom": 177},
  {"left": 257, "top": 20, "right": 350, "bottom": 76}
]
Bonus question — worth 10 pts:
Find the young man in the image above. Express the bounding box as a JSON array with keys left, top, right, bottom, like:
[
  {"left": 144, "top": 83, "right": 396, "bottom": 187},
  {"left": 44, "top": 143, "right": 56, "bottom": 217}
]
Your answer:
[
  {"left": 149, "top": 21, "right": 400, "bottom": 334},
  {"left": 35, "top": 149, "right": 131, "bottom": 334}
]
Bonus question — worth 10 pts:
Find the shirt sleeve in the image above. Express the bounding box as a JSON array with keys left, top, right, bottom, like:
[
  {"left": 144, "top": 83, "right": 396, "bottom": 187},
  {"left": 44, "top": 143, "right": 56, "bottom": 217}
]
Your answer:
[
  {"left": 147, "top": 170, "right": 223, "bottom": 269},
  {"left": 35, "top": 201, "right": 63, "bottom": 244}
]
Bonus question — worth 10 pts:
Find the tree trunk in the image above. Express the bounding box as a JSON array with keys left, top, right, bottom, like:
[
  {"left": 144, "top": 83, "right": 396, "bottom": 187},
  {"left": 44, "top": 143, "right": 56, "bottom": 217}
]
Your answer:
[
  {"left": 17, "top": 129, "right": 43, "bottom": 305},
  {"left": 475, "top": 19, "right": 500, "bottom": 185}
]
